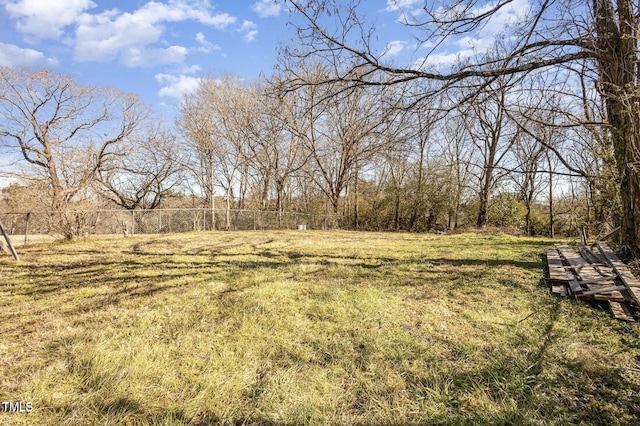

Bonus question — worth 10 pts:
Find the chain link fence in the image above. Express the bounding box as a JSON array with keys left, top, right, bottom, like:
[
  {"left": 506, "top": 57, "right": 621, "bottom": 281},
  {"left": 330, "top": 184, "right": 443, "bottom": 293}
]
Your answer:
[{"left": 0, "top": 208, "right": 344, "bottom": 245}]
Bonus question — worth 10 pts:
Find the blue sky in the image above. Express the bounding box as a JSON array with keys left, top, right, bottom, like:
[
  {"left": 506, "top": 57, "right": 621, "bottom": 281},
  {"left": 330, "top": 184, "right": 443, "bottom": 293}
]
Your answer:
[
  {"left": 0, "top": 0, "right": 293, "bottom": 115},
  {"left": 0, "top": 0, "right": 530, "bottom": 115}
]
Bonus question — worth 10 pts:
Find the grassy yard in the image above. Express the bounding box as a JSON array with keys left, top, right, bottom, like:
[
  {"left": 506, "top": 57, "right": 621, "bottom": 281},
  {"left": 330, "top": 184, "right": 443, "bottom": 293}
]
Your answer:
[{"left": 1, "top": 231, "right": 640, "bottom": 425}]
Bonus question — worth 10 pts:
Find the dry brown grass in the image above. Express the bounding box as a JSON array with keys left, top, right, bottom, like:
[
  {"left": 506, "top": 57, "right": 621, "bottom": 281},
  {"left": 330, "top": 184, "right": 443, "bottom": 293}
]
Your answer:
[{"left": 1, "top": 230, "right": 639, "bottom": 425}]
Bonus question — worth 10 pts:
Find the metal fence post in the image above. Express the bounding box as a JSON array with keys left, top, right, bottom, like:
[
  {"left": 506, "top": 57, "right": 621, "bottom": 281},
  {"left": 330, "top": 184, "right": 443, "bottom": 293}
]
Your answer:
[
  {"left": 25, "top": 212, "right": 31, "bottom": 245},
  {"left": 0, "top": 220, "right": 19, "bottom": 260}
]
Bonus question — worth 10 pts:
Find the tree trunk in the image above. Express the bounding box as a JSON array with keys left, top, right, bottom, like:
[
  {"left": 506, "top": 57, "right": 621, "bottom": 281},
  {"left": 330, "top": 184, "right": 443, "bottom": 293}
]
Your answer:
[
  {"left": 620, "top": 162, "right": 640, "bottom": 253},
  {"left": 476, "top": 131, "right": 499, "bottom": 228},
  {"left": 594, "top": 0, "right": 639, "bottom": 254},
  {"left": 394, "top": 190, "right": 401, "bottom": 231},
  {"left": 225, "top": 187, "right": 232, "bottom": 231},
  {"left": 548, "top": 160, "right": 555, "bottom": 238},
  {"left": 210, "top": 170, "right": 216, "bottom": 231},
  {"left": 353, "top": 168, "right": 359, "bottom": 229},
  {"left": 409, "top": 137, "right": 426, "bottom": 232},
  {"left": 477, "top": 176, "right": 491, "bottom": 228},
  {"left": 261, "top": 171, "right": 271, "bottom": 211},
  {"left": 275, "top": 180, "right": 285, "bottom": 228}
]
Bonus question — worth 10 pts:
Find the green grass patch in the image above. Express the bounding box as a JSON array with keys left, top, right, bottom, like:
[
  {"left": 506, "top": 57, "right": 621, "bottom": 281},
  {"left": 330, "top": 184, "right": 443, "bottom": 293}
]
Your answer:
[{"left": 1, "top": 231, "right": 640, "bottom": 424}]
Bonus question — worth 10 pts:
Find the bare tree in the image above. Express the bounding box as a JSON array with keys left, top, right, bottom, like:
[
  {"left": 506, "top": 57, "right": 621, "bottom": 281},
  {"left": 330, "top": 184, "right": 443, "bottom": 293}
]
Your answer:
[
  {"left": 273, "top": 63, "right": 330, "bottom": 216},
  {"left": 395, "top": 94, "right": 440, "bottom": 231},
  {"left": 247, "top": 80, "right": 309, "bottom": 221},
  {"left": 380, "top": 134, "right": 411, "bottom": 231},
  {"left": 96, "top": 124, "right": 185, "bottom": 210},
  {"left": 0, "top": 67, "right": 148, "bottom": 238},
  {"left": 178, "top": 87, "right": 218, "bottom": 230},
  {"left": 438, "top": 113, "right": 473, "bottom": 230},
  {"left": 460, "top": 76, "right": 519, "bottom": 228},
  {"left": 285, "top": 0, "right": 640, "bottom": 253},
  {"left": 202, "top": 76, "right": 252, "bottom": 230},
  {"left": 509, "top": 122, "right": 549, "bottom": 236},
  {"left": 302, "top": 74, "right": 388, "bottom": 219},
  {"left": 179, "top": 74, "right": 250, "bottom": 230}
]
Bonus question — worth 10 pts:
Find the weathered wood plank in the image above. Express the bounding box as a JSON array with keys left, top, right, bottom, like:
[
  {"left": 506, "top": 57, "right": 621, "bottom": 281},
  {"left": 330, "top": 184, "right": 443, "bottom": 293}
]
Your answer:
[
  {"left": 598, "top": 226, "right": 621, "bottom": 242},
  {"left": 568, "top": 276, "right": 583, "bottom": 295},
  {"left": 594, "top": 292, "right": 626, "bottom": 302},
  {"left": 546, "top": 248, "right": 571, "bottom": 282},
  {"left": 551, "top": 284, "right": 568, "bottom": 297},
  {"left": 578, "top": 243, "right": 608, "bottom": 265},
  {"left": 594, "top": 265, "right": 615, "bottom": 277},
  {"left": 580, "top": 275, "right": 618, "bottom": 285},
  {"left": 556, "top": 244, "right": 589, "bottom": 267},
  {"left": 608, "top": 301, "right": 635, "bottom": 322},
  {"left": 596, "top": 241, "right": 640, "bottom": 306},
  {"left": 556, "top": 244, "right": 612, "bottom": 285},
  {"left": 550, "top": 245, "right": 583, "bottom": 294},
  {"left": 577, "top": 285, "right": 627, "bottom": 298}
]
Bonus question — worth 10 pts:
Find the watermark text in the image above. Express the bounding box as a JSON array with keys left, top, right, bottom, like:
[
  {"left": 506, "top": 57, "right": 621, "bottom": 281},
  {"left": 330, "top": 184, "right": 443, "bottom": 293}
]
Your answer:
[{"left": 1, "top": 401, "right": 33, "bottom": 413}]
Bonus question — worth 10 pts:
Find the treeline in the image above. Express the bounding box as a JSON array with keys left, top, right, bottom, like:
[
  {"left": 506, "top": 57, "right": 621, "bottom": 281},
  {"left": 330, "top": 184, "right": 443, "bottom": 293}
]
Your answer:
[
  {"left": 279, "top": 0, "right": 639, "bottom": 253},
  {"left": 177, "top": 70, "right": 613, "bottom": 238},
  {"left": 0, "top": 64, "right": 615, "bottom": 240}
]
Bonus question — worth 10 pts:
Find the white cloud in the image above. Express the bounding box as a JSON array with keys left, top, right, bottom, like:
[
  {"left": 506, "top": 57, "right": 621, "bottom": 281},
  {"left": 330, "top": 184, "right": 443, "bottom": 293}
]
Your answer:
[
  {"left": 244, "top": 30, "right": 258, "bottom": 43},
  {"left": 3, "top": 0, "right": 246, "bottom": 68},
  {"left": 112, "top": 1, "right": 236, "bottom": 31},
  {"left": 251, "top": 0, "right": 281, "bottom": 18},
  {"left": 410, "top": 0, "right": 531, "bottom": 70},
  {"left": 382, "top": 40, "right": 407, "bottom": 58},
  {"left": 155, "top": 72, "right": 201, "bottom": 99},
  {"left": 121, "top": 45, "right": 188, "bottom": 68},
  {"left": 239, "top": 21, "right": 258, "bottom": 43},
  {"left": 384, "top": 0, "right": 425, "bottom": 21},
  {"left": 74, "top": 9, "right": 163, "bottom": 62},
  {"left": 72, "top": 1, "right": 237, "bottom": 65},
  {"left": 180, "top": 64, "right": 203, "bottom": 75},
  {"left": 384, "top": 0, "right": 423, "bottom": 12},
  {"left": 478, "top": 0, "right": 530, "bottom": 38},
  {"left": 4, "top": 0, "right": 96, "bottom": 39},
  {"left": 195, "top": 32, "right": 221, "bottom": 53},
  {"left": 413, "top": 49, "right": 474, "bottom": 70},
  {"left": 0, "top": 42, "right": 58, "bottom": 67},
  {"left": 195, "top": 12, "right": 237, "bottom": 30},
  {"left": 453, "top": 35, "right": 495, "bottom": 55}
]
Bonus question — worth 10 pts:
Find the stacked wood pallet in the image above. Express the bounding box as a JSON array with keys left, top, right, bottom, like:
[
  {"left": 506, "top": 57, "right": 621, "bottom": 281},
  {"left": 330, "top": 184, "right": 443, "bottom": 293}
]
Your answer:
[{"left": 546, "top": 241, "right": 640, "bottom": 322}]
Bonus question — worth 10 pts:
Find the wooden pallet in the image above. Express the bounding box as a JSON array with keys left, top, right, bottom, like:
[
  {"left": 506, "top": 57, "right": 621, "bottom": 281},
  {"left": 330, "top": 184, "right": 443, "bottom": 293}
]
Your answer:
[{"left": 546, "top": 244, "right": 639, "bottom": 322}]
